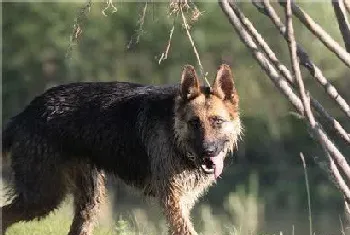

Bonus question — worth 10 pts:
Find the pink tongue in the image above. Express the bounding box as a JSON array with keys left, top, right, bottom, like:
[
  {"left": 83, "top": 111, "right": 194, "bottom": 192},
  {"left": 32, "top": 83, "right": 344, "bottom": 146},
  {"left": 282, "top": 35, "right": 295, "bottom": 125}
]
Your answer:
[{"left": 210, "top": 152, "right": 225, "bottom": 179}]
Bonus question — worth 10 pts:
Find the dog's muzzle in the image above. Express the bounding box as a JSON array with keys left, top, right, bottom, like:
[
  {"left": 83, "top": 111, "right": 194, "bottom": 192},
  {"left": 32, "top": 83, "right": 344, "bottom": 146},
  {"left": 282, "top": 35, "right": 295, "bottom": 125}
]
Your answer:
[
  {"left": 200, "top": 151, "right": 226, "bottom": 179},
  {"left": 187, "top": 149, "right": 226, "bottom": 179}
]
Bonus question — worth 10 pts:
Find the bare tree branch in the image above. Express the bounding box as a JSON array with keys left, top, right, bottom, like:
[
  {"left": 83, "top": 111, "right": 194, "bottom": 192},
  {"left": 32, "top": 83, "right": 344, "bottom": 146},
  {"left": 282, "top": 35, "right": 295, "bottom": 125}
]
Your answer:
[
  {"left": 222, "top": 0, "right": 350, "bottom": 222},
  {"left": 219, "top": 0, "right": 350, "bottom": 188},
  {"left": 312, "top": 100, "right": 350, "bottom": 144},
  {"left": 285, "top": 0, "right": 350, "bottom": 203},
  {"left": 279, "top": 1, "right": 350, "bottom": 68},
  {"left": 231, "top": 0, "right": 350, "bottom": 144},
  {"left": 319, "top": 152, "right": 350, "bottom": 214},
  {"left": 332, "top": 0, "right": 350, "bottom": 52},
  {"left": 254, "top": 0, "right": 350, "bottom": 120},
  {"left": 232, "top": 1, "right": 350, "bottom": 144},
  {"left": 344, "top": 0, "right": 350, "bottom": 14},
  {"left": 218, "top": 0, "right": 305, "bottom": 115},
  {"left": 285, "top": 0, "right": 313, "bottom": 126},
  {"left": 285, "top": 0, "right": 350, "bottom": 214},
  {"left": 316, "top": 124, "right": 350, "bottom": 181}
]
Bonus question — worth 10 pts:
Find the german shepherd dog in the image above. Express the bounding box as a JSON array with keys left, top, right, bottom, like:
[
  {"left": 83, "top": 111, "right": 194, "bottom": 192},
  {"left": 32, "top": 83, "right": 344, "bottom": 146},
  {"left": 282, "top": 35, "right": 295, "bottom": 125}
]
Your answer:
[{"left": 1, "top": 64, "right": 241, "bottom": 235}]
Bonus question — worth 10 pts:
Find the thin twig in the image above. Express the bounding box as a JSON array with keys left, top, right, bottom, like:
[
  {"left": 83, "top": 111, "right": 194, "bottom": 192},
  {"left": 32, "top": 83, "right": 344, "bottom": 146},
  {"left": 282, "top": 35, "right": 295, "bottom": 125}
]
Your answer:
[
  {"left": 340, "top": 215, "right": 346, "bottom": 235},
  {"left": 332, "top": 0, "right": 350, "bottom": 53},
  {"left": 279, "top": 1, "right": 350, "bottom": 68},
  {"left": 299, "top": 153, "right": 313, "bottom": 235},
  {"left": 66, "top": 0, "right": 92, "bottom": 59},
  {"left": 169, "top": 0, "right": 190, "bottom": 15},
  {"left": 256, "top": 0, "right": 350, "bottom": 120},
  {"left": 102, "top": 0, "right": 118, "bottom": 16},
  {"left": 158, "top": 25, "right": 175, "bottom": 64},
  {"left": 188, "top": 1, "right": 204, "bottom": 24},
  {"left": 180, "top": 6, "right": 210, "bottom": 86},
  {"left": 285, "top": 0, "right": 310, "bottom": 120},
  {"left": 231, "top": 2, "right": 350, "bottom": 144},
  {"left": 127, "top": 2, "right": 148, "bottom": 50}
]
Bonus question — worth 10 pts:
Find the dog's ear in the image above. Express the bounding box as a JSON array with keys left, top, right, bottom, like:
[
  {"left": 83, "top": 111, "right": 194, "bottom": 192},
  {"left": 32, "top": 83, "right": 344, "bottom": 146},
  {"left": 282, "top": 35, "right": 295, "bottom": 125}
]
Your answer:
[
  {"left": 180, "top": 65, "right": 200, "bottom": 100},
  {"left": 212, "top": 64, "right": 235, "bottom": 100}
]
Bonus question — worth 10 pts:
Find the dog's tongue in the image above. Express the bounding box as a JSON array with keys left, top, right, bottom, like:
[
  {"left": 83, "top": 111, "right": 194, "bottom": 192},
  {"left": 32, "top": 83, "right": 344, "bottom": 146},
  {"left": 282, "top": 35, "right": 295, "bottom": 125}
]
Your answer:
[{"left": 210, "top": 152, "right": 225, "bottom": 179}]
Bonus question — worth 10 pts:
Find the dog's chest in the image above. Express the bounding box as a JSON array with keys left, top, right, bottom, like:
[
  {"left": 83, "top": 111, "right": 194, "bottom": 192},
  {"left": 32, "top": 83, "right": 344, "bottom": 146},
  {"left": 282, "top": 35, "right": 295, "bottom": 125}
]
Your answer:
[
  {"left": 173, "top": 170, "right": 215, "bottom": 208},
  {"left": 174, "top": 169, "right": 215, "bottom": 195}
]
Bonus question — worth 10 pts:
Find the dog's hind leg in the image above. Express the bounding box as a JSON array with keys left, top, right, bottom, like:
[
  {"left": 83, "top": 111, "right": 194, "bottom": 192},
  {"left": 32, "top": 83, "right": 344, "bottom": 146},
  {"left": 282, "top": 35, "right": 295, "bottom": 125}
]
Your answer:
[
  {"left": 67, "top": 165, "right": 106, "bottom": 235},
  {"left": 1, "top": 152, "right": 67, "bottom": 234},
  {"left": 1, "top": 190, "right": 65, "bottom": 234}
]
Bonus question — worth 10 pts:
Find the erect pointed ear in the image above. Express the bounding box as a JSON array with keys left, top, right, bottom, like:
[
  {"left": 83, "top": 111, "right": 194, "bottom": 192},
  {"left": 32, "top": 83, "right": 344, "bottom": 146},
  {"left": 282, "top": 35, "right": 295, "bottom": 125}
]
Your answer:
[
  {"left": 180, "top": 65, "right": 200, "bottom": 100},
  {"left": 212, "top": 64, "right": 236, "bottom": 100}
]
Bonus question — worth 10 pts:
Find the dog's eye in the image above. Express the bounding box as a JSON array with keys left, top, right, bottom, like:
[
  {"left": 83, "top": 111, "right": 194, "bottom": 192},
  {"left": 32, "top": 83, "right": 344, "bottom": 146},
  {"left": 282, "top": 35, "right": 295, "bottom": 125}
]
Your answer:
[
  {"left": 211, "top": 116, "right": 225, "bottom": 127},
  {"left": 188, "top": 117, "right": 200, "bottom": 128},
  {"left": 214, "top": 119, "right": 224, "bottom": 125}
]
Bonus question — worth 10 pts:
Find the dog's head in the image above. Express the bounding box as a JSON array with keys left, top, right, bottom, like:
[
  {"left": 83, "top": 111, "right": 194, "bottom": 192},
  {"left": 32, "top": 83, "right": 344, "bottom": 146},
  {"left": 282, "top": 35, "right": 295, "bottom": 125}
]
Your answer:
[{"left": 174, "top": 64, "right": 242, "bottom": 178}]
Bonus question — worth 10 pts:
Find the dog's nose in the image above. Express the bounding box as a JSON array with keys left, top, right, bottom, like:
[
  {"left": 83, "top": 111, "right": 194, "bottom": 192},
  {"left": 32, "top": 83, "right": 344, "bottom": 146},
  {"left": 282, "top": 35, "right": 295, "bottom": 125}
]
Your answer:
[{"left": 203, "top": 145, "right": 217, "bottom": 157}]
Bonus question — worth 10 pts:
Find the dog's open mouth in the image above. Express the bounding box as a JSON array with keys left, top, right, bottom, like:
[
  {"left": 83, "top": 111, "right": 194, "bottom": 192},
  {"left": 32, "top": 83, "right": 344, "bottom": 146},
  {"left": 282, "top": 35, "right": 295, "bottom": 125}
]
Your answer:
[{"left": 200, "top": 151, "right": 225, "bottom": 179}]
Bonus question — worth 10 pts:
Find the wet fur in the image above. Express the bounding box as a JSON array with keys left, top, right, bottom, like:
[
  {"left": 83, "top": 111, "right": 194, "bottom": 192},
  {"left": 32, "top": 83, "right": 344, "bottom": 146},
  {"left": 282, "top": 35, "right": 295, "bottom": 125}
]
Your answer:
[{"left": 1, "top": 65, "right": 241, "bottom": 235}]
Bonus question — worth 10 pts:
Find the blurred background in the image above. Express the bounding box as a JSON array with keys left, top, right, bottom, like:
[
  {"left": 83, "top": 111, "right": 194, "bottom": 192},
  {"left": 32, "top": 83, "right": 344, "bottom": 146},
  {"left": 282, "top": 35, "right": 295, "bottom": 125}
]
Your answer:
[{"left": 2, "top": 1, "right": 350, "bottom": 235}]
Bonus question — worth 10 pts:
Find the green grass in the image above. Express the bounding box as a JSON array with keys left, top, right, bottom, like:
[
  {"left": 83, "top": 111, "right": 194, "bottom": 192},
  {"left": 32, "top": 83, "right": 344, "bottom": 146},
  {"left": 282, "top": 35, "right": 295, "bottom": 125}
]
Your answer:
[
  {"left": 4, "top": 174, "right": 265, "bottom": 235},
  {"left": 3, "top": 172, "right": 323, "bottom": 235},
  {"left": 4, "top": 196, "right": 169, "bottom": 235},
  {"left": 6, "top": 200, "right": 118, "bottom": 235}
]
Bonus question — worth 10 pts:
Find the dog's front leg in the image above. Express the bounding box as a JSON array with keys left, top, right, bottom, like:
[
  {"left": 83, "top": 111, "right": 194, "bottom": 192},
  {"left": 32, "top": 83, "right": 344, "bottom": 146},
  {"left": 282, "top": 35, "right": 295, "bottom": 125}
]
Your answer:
[{"left": 161, "top": 189, "right": 197, "bottom": 235}]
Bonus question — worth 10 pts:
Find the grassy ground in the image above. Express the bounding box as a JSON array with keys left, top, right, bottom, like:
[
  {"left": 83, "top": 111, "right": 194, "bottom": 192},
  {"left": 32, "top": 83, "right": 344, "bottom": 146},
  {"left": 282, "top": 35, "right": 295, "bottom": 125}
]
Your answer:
[
  {"left": 3, "top": 174, "right": 267, "bottom": 235},
  {"left": 4, "top": 198, "right": 248, "bottom": 235},
  {"left": 5, "top": 198, "right": 162, "bottom": 235},
  {"left": 5, "top": 199, "right": 114, "bottom": 235},
  {"left": 4, "top": 174, "right": 338, "bottom": 235}
]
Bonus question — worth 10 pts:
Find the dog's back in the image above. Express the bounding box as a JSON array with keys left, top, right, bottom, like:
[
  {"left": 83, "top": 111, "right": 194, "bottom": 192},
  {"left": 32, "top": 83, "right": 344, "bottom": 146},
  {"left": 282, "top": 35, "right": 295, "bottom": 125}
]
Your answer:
[{"left": 2, "top": 81, "right": 179, "bottom": 183}]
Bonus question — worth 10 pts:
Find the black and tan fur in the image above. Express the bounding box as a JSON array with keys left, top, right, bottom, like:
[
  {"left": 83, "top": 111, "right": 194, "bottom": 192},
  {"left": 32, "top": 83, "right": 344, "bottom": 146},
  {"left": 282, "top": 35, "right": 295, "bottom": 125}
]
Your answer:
[{"left": 1, "top": 64, "right": 241, "bottom": 235}]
